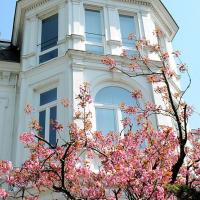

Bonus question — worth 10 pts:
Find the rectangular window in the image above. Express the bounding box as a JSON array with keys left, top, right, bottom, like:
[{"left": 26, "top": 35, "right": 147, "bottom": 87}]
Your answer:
[
  {"left": 85, "top": 9, "right": 104, "bottom": 54},
  {"left": 39, "top": 49, "right": 58, "bottom": 64},
  {"left": 119, "top": 14, "right": 136, "bottom": 54},
  {"left": 39, "top": 14, "right": 58, "bottom": 64},
  {"left": 39, "top": 88, "right": 57, "bottom": 146}
]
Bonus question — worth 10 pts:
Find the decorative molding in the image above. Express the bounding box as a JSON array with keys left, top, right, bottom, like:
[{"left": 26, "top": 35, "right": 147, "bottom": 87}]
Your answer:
[
  {"left": 116, "top": 0, "right": 173, "bottom": 37},
  {"left": 0, "top": 71, "right": 18, "bottom": 86},
  {"left": 70, "top": 34, "right": 85, "bottom": 41},
  {"left": 107, "top": 40, "right": 122, "bottom": 46},
  {"left": 25, "top": 0, "right": 50, "bottom": 12},
  {"left": 149, "top": 4, "right": 172, "bottom": 36},
  {"left": 117, "top": 0, "right": 151, "bottom": 7},
  {"left": 0, "top": 62, "right": 20, "bottom": 73},
  {"left": 22, "top": 52, "right": 36, "bottom": 59}
]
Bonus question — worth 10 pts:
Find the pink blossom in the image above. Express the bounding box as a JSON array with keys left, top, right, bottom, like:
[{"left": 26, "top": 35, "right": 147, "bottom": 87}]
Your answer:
[
  {"left": 178, "top": 63, "right": 187, "bottom": 72},
  {"left": 6, "top": 175, "right": 15, "bottom": 185},
  {"left": 0, "top": 188, "right": 8, "bottom": 198},
  {"left": 0, "top": 160, "right": 13, "bottom": 174},
  {"left": 102, "top": 56, "right": 117, "bottom": 70},
  {"left": 153, "top": 29, "right": 163, "bottom": 37},
  {"left": 20, "top": 132, "right": 35, "bottom": 144},
  {"left": 24, "top": 104, "right": 33, "bottom": 114},
  {"left": 60, "top": 98, "right": 70, "bottom": 107},
  {"left": 161, "top": 52, "right": 169, "bottom": 60},
  {"left": 132, "top": 89, "right": 143, "bottom": 99},
  {"left": 121, "top": 117, "right": 132, "bottom": 127},
  {"left": 145, "top": 101, "right": 158, "bottom": 111},
  {"left": 172, "top": 50, "right": 181, "bottom": 57},
  {"left": 51, "top": 120, "right": 64, "bottom": 131}
]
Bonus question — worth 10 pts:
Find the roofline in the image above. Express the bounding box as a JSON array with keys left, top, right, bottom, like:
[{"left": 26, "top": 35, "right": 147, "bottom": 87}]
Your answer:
[
  {"left": 11, "top": 0, "right": 179, "bottom": 46},
  {"left": 160, "top": 0, "right": 179, "bottom": 29},
  {"left": 159, "top": 0, "right": 179, "bottom": 39},
  {"left": 11, "top": 1, "right": 18, "bottom": 46},
  {"left": 0, "top": 40, "right": 11, "bottom": 44}
]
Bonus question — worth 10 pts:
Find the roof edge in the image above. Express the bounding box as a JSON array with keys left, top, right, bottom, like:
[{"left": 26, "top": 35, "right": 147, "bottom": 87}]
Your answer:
[
  {"left": 157, "top": 0, "right": 179, "bottom": 40},
  {"left": 11, "top": 0, "right": 179, "bottom": 46}
]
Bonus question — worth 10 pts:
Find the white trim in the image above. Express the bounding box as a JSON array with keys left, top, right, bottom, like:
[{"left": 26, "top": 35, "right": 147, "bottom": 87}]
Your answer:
[
  {"left": 93, "top": 86, "right": 136, "bottom": 134},
  {"left": 37, "top": 8, "right": 58, "bottom": 20},
  {"left": 36, "top": 87, "right": 58, "bottom": 143}
]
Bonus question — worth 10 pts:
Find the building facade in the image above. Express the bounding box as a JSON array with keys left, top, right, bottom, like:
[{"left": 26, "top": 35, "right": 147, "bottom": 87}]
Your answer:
[{"left": 0, "top": 0, "right": 179, "bottom": 167}]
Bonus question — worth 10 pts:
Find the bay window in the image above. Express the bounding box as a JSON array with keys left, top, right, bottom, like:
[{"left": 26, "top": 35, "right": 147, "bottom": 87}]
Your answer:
[
  {"left": 95, "top": 86, "right": 137, "bottom": 135},
  {"left": 39, "top": 88, "right": 57, "bottom": 145},
  {"left": 85, "top": 9, "right": 104, "bottom": 54},
  {"left": 39, "top": 14, "right": 58, "bottom": 64}
]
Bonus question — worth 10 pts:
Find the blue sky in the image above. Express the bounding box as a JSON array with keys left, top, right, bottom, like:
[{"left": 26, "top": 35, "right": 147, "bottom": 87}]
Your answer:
[
  {"left": 162, "top": 0, "right": 200, "bottom": 129},
  {"left": 0, "top": 0, "right": 199, "bottom": 128}
]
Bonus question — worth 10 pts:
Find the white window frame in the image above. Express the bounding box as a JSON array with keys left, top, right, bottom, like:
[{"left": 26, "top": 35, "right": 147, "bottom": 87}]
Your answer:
[
  {"left": 119, "top": 11, "right": 140, "bottom": 53},
  {"left": 84, "top": 6, "right": 105, "bottom": 54},
  {"left": 37, "top": 87, "right": 58, "bottom": 143},
  {"left": 94, "top": 103, "right": 124, "bottom": 133},
  {"left": 37, "top": 10, "right": 59, "bottom": 65}
]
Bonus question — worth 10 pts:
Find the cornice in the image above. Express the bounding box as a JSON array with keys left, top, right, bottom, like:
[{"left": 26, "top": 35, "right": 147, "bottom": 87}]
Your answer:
[
  {"left": 116, "top": 0, "right": 173, "bottom": 38},
  {"left": 149, "top": 3, "right": 172, "bottom": 36},
  {"left": 118, "top": 0, "right": 151, "bottom": 7},
  {"left": 0, "top": 61, "right": 20, "bottom": 73},
  {"left": 12, "top": 0, "right": 178, "bottom": 46},
  {"left": 0, "top": 71, "right": 19, "bottom": 87},
  {"left": 25, "top": 0, "right": 50, "bottom": 12}
]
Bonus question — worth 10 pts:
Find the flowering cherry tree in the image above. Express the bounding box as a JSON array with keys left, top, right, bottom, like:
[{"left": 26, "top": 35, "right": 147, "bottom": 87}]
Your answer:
[{"left": 0, "top": 30, "right": 200, "bottom": 200}]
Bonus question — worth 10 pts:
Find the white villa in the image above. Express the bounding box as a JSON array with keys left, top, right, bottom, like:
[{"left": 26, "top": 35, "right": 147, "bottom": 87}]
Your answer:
[{"left": 0, "top": 0, "right": 179, "bottom": 167}]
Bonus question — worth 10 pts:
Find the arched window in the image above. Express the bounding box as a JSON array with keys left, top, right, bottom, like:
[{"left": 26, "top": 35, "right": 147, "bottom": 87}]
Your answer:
[{"left": 95, "top": 86, "right": 137, "bottom": 135}]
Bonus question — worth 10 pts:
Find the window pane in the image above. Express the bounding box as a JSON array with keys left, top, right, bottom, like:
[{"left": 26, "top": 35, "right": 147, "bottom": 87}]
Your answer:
[
  {"left": 85, "top": 9, "right": 103, "bottom": 54},
  {"left": 86, "top": 44, "right": 104, "bottom": 54},
  {"left": 86, "top": 33, "right": 102, "bottom": 43},
  {"left": 41, "top": 14, "right": 58, "bottom": 51},
  {"left": 119, "top": 15, "right": 136, "bottom": 48},
  {"left": 95, "top": 86, "right": 135, "bottom": 106},
  {"left": 40, "top": 88, "right": 57, "bottom": 106},
  {"left": 96, "top": 108, "right": 116, "bottom": 135},
  {"left": 39, "top": 49, "right": 58, "bottom": 64},
  {"left": 122, "top": 112, "right": 139, "bottom": 131},
  {"left": 85, "top": 9, "right": 102, "bottom": 36},
  {"left": 39, "top": 110, "right": 46, "bottom": 138},
  {"left": 49, "top": 106, "right": 57, "bottom": 146}
]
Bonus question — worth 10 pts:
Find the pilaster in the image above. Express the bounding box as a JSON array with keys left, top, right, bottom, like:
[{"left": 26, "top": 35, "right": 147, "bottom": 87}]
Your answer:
[
  {"left": 106, "top": 6, "right": 122, "bottom": 55},
  {"left": 58, "top": 1, "right": 68, "bottom": 56},
  {"left": 22, "top": 15, "right": 38, "bottom": 69},
  {"left": 70, "top": 0, "right": 85, "bottom": 51}
]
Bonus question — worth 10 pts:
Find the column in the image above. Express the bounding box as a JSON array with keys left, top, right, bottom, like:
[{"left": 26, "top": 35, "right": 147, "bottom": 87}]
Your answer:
[
  {"left": 22, "top": 15, "right": 38, "bottom": 69},
  {"left": 142, "top": 12, "right": 159, "bottom": 60},
  {"left": 58, "top": 1, "right": 68, "bottom": 56},
  {"left": 71, "top": 0, "right": 84, "bottom": 50},
  {"left": 106, "top": 6, "right": 122, "bottom": 55}
]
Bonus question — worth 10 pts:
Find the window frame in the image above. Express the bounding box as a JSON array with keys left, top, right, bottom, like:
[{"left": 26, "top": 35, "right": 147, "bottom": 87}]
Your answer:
[
  {"left": 95, "top": 102, "right": 124, "bottom": 133},
  {"left": 118, "top": 11, "right": 140, "bottom": 53},
  {"left": 84, "top": 6, "right": 105, "bottom": 54},
  {"left": 37, "top": 87, "right": 58, "bottom": 145},
  {"left": 37, "top": 11, "right": 59, "bottom": 64},
  {"left": 93, "top": 86, "right": 138, "bottom": 135}
]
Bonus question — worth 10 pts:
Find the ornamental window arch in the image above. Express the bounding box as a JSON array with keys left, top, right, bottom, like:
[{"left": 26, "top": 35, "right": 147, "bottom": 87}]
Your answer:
[{"left": 90, "top": 76, "right": 150, "bottom": 135}]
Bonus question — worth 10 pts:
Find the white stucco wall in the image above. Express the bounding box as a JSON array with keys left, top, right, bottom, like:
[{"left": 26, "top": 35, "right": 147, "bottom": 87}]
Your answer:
[{"left": 0, "top": 0, "right": 180, "bottom": 167}]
